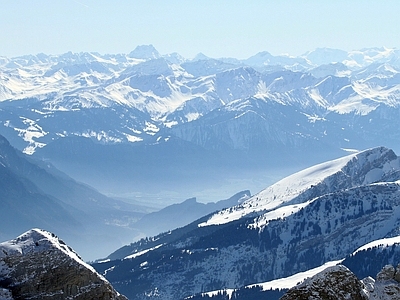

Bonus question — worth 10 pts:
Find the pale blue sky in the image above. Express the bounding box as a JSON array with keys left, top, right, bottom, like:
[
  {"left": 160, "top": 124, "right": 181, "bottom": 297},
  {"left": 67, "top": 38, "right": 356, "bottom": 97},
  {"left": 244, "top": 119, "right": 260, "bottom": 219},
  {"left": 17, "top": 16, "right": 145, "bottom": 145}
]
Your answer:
[{"left": 1, "top": 0, "right": 399, "bottom": 59}]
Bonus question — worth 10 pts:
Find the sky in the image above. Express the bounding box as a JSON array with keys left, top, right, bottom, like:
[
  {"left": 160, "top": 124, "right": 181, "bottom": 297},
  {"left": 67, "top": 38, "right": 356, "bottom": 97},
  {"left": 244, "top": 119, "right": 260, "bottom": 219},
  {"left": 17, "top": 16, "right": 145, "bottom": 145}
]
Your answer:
[{"left": 1, "top": 0, "right": 400, "bottom": 59}]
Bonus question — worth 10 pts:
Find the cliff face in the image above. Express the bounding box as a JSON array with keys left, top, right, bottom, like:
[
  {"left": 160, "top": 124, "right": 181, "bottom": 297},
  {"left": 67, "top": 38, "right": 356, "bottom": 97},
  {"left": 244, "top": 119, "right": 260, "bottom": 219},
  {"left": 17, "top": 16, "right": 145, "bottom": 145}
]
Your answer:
[{"left": 0, "top": 229, "right": 127, "bottom": 300}]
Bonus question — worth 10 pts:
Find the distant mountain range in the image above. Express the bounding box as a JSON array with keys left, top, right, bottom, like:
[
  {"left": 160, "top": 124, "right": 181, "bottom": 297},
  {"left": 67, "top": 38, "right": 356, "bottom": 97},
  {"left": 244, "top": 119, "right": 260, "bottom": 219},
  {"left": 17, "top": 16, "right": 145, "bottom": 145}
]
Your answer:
[
  {"left": 92, "top": 146, "right": 400, "bottom": 299},
  {"left": 1, "top": 45, "right": 400, "bottom": 203},
  {"left": 132, "top": 190, "right": 250, "bottom": 238}
]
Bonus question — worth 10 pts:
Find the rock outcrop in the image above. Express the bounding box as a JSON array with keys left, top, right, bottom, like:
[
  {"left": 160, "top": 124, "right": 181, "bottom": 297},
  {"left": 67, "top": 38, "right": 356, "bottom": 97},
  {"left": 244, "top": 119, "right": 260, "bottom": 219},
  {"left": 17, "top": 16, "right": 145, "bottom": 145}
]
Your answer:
[
  {"left": 280, "top": 265, "right": 368, "bottom": 300},
  {"left": 365, "top": 264, "right": 400, "bottom": 300},
  {"left": 281, "top": 263, "right": 400, "bottom": 300},
  {"left": 0, "top": 229, "right": 127, "bottom": 300}
]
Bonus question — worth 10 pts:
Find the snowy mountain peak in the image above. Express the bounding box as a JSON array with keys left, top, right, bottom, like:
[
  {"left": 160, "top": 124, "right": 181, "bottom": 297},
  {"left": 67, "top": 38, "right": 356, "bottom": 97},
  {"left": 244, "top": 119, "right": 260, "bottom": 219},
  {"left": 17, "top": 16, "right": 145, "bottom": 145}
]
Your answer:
[
  {"left": 193, "top": 52, "right": 211, "bottom": 61},
  {"left": 0, "top": 229, "right": 127, "bottom": 299},
  {"left": 0, "top": 228, "right": 82, "bottom": 262},
  {"left": 200, "top": 146, "right": 400, "bottom": 227},
  {"left": 128, "top": 44, "right": 161, "bottom": 60}
]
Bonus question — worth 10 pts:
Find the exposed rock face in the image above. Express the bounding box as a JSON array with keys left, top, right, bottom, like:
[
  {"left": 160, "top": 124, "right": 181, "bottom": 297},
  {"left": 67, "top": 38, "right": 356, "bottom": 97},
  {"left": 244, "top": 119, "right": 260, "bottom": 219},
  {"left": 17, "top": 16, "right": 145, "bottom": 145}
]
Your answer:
[
  {"left": 366, "top": 264, "right": 400, "bottom": 300},
  {"left": 280, "top": 265, "right": 368, "bottom": 300},
  {"left": 0, "top": 229, "right": 127, "bottom": 300},
  {"left": 281, "top": 263, "right": 400, "bottom": 300}
]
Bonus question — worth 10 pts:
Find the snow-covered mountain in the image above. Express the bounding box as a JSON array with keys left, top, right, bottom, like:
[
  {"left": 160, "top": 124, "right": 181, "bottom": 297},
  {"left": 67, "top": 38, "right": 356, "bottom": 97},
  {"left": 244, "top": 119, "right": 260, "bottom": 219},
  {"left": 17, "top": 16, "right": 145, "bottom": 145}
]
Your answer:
[
  {"left": 1, "top": 45, "right": 400, "bottom": 200},
  {"left": 0, "top": 229, "right": 127, "bottom": 299},
  {"left": 91, "top": 146, "right": 400, "bottom": 299},
  {"left": 200, "top": 146, "right": 400, "bottom": 226}
]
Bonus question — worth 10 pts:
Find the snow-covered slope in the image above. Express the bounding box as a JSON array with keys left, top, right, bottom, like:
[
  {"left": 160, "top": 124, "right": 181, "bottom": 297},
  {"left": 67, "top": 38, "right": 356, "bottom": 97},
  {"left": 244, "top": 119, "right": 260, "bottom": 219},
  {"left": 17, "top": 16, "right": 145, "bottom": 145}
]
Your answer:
[{"left": 200, "top": 146, "right": 400, "bottom": 226}]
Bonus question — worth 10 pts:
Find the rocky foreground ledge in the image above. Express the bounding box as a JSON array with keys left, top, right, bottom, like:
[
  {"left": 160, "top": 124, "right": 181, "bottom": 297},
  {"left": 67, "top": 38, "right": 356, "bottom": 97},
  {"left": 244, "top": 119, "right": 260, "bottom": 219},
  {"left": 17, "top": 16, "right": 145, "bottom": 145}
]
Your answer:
[{"left": 0, "top": 228, "right": 127, "bottom": 300}]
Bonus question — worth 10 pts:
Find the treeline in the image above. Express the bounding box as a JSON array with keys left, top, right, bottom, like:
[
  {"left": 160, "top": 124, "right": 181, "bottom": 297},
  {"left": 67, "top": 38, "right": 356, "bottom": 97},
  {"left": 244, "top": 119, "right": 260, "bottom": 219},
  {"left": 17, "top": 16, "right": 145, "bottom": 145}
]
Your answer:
[{"left": 188, "top": 286, "right": 286, "bottom": 300}]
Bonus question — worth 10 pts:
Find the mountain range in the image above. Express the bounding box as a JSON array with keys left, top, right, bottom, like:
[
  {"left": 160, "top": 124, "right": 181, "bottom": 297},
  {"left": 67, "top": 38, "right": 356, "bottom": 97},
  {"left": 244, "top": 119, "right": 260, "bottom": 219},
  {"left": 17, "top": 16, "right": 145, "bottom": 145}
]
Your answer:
[
  {"left": 2, "top": 45, "right": 400, "bottom": 298},
  {"left": 91, "top": 146, "right": 400, "bottom": 299},
  {"left": 1, "top": 45, "right": 400, "bottom": 204}
]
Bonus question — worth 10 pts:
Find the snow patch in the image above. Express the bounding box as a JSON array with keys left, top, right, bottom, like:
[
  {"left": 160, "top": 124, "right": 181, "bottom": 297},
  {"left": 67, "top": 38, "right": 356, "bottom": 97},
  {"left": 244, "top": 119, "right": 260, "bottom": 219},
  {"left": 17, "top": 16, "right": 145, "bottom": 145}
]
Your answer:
[
  {"left": 352, "top": 236, "right": 400, "bottom": 255},
  {"left": 251, "top": 260, "right": 343, "bottom": 291},
  {"left": 341, "top": 148, "right": 359, "bottom": 153},
  {"left": 124, "top": 133, "right": 143, "bottom": 143},
  {"left": 185, "top": 112, "right": 200, "bottom": 122},
  {"left": 249, "top": 200, "right": 314, "bottom": 229},
  {"left": 143, "top": 121, "right": 159, "bottom": 135},
  {"left": 124, "top": 244, "right": 164, "bottom": 260}
]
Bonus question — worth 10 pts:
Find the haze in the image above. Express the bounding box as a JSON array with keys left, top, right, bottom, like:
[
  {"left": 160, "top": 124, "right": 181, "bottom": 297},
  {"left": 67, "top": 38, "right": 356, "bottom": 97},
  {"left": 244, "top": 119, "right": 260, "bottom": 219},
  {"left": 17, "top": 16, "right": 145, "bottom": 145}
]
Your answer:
[{"left": 1, "top": 0, "right": 400, "bottom": 58}]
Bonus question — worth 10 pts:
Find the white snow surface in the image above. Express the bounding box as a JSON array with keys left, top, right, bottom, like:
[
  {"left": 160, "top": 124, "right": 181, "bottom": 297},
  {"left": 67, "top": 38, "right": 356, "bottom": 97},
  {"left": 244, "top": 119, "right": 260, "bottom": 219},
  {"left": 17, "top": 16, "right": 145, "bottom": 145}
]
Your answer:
[
  {"left": 248, "top": 199, "right": 314, "bottom": 229},
  {"left": 199, "top": 151, "right": 359, "bottom": 227},
  {"left": 352, "top": 235, "right": 400, "bottom": 255},
  {"left": 199, "top": 147, "right": 400, "bottom": 227},
  {"left": 250, "top": 260, "right": 343, "bottom": 291},
  {"left": 124, "top": 244, "right": 164, "bottom": 260}
]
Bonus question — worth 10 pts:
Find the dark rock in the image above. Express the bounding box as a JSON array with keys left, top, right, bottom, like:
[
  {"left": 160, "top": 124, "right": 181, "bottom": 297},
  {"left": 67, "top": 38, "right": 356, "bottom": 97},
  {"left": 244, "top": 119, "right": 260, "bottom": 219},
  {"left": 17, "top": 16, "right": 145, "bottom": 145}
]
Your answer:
[
  {"left": 280, "top": 265, "right": 368, "bottom": 300},
  {"left": 377, "top": 265, "right": 396, "bottom": 281},
  {"left": 0, "top": 229, "right": 127, "bottom": 300}
]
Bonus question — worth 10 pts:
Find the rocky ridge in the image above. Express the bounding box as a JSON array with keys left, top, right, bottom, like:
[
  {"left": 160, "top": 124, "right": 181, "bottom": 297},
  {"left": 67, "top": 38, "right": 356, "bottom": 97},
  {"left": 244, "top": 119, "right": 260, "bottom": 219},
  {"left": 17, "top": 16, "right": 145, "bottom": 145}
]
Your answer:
[
  {"left": 281, "top": 265, "right": 367, "bottom": 300},
  {"left": 0, "top": 229, "right": 126, "bottom": 300}
]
